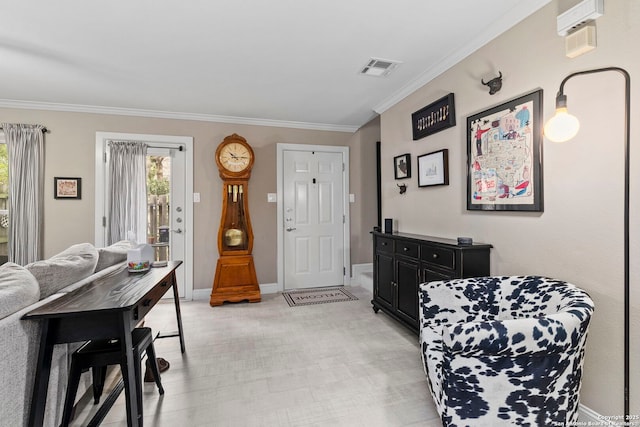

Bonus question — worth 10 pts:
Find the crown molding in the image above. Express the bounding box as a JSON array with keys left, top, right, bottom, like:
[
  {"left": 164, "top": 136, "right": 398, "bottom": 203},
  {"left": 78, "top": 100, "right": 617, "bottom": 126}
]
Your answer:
[
  {"left": 373, "top": 0, "right": 552, "bottom": 114},
  {"left": 0, "top": 99, "right": 359, "bottom": 133}
]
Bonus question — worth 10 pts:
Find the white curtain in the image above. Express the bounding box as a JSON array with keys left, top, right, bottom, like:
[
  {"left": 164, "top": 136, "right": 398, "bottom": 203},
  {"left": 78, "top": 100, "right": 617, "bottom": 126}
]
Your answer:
[
  {"left": 107, "top": 140, "right": 147, "bottom": 245},
  {"left": 1, "top": 123, "right": 45, "bottom": 265}
]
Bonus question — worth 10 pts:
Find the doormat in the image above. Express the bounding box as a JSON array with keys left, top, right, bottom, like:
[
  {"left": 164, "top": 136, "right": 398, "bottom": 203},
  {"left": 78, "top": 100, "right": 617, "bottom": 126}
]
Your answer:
[{"left": 282, "top": 287, "right": 358, "bottom": 307}]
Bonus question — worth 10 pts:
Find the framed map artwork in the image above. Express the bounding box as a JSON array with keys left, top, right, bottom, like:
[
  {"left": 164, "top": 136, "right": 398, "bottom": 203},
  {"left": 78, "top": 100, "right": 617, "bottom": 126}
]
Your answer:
[{"left": 466, "top": 89, "right": 543, "bottom": 211}]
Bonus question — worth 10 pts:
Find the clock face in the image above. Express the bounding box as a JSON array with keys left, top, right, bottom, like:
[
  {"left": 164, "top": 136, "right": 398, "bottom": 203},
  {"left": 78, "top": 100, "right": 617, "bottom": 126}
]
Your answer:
[{"left": 218, "top": 142, "right": 252, "bottom": 172}]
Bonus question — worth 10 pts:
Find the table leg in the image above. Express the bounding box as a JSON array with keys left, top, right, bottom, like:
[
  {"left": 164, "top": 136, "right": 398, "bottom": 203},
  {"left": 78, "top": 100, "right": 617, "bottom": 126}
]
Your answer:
[
  {"left": 155, "top": 270, "right": 186, "bottom": 353},
  {"left": 28, "top": 319, "right": 54, "bottom": 427},
  {"left": 171, "top": 271, "right": 186, "bottom": 353},
  {"left": 118, "top": 316, "right": 140, "bottom": 427}
]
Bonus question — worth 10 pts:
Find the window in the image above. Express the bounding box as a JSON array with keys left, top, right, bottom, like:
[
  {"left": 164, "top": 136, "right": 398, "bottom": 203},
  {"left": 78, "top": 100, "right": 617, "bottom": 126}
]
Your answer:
[{"left": 146, "top": 153, "right": 172, "bottom": 261}]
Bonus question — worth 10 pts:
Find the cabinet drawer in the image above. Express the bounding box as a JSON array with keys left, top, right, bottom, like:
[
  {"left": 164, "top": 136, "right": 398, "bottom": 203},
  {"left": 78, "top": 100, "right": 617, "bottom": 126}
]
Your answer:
[
  {"left": 376, "top": 237, "right": 394, "bottom": 253},
  {"left": 133, "top": 277, "right": 173, "bottom": 322},
  {"left": 421, "top": 245, "right": 455, "bottom": 270},
  {"left": 395, "top": 241, "right": 419, "bottom": 259}
]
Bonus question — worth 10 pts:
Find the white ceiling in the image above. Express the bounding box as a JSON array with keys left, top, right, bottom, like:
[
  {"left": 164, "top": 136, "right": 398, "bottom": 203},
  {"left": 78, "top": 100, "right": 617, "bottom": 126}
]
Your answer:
[{"left": 0, "top": 0, "right": 551, "bottom": 132}]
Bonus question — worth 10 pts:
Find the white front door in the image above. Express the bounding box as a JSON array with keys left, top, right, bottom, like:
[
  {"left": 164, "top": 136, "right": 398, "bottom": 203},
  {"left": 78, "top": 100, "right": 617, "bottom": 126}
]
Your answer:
[
  {"left": 95, "top": 132, "right": 194, "bottom": 300},
  {"left": 282, "top": 148, "right": 347, "bottom": 289}
]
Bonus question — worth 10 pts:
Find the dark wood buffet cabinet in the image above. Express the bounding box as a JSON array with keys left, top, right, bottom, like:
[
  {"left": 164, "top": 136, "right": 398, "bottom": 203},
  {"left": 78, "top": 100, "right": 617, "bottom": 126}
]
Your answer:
[{"left": 371, "top": 231, "right": 492, "bottom": 332}]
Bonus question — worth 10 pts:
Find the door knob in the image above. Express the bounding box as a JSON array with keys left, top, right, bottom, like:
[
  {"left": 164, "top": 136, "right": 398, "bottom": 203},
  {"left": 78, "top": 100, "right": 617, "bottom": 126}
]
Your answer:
[
  {"left": 286, "top": 227, "right": 297, "bottom": 232},
  {"left": 173, "top": 228, "right": 183, "bottom": 234}
]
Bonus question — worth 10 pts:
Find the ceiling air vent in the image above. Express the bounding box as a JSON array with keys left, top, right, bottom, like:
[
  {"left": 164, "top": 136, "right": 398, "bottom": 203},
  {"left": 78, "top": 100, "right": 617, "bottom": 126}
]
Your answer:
[{"left": 359, "top": 58, "right": 401, "bottom": 77}]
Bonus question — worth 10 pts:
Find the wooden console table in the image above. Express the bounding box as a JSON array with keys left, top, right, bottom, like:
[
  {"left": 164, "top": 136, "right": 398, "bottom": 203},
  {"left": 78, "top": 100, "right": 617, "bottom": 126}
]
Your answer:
[{"left": 23, "top": 261, "right": 185, "bottom": 427}]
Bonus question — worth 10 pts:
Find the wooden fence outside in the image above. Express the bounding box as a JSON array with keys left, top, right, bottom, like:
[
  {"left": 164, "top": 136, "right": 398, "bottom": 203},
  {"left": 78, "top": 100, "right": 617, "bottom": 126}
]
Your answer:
[{"left": 147, "top": 194, "right": 170, "bottom": 261}]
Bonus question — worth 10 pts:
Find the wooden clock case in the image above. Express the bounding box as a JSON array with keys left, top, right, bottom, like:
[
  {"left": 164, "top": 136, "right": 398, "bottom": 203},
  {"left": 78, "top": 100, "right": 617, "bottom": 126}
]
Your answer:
[{"left": 210, "top": 134, "right": 261, "bottom": 306}]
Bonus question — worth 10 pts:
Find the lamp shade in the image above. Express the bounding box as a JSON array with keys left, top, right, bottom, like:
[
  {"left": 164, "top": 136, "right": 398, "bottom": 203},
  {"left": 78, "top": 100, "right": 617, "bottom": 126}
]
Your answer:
[{"left": 544, "top": 107, "right": 580, "bottom": 142}]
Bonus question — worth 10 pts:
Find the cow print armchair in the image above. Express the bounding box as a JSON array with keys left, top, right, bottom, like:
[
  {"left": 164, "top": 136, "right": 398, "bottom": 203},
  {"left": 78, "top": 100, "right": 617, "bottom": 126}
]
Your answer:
[{"left": 418, "top": 276, "right": 594, "bottom": 426}]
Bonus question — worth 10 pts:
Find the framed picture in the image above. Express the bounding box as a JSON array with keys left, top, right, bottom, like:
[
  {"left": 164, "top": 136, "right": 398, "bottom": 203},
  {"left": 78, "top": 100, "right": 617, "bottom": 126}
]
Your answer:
[
  {"left": 54, "top": 177, "right": 82, "bottom": 200},
  {"left": 412, "top": 93, "right": 456, "bottom": 140},
  {"left": 418, "top": 149, "right": 449, "bottom": 187},
  {"left": 394, "top": 153, "right": 411, "bottom": 179},
  {"left": 467, "top": 89, "right": 543, "bottom": 212}
]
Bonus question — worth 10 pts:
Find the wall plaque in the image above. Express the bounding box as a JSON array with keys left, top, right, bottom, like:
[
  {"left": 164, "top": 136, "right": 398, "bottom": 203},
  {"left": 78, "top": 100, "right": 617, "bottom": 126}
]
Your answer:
[{"left": 411, "top": 93, "right": 456, "bottom": 140}]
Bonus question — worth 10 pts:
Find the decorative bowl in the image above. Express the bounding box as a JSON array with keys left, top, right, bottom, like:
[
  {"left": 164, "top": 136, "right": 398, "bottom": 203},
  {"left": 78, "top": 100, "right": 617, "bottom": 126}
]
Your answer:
[{"left": 128, "top": 260, "right": 150, "bottom": 273}]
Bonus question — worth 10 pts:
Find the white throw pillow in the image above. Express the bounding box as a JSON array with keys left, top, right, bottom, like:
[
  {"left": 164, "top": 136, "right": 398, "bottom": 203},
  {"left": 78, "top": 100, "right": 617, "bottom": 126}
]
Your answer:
[
  {"left": 0, "top": 262, "right": 40, "bottom": 319},
  {"left": 95, "top": 240, "right": 136, "bottom": 272},
  {"left": 26, "top": 243, "right": 98, "bottom": 298}
]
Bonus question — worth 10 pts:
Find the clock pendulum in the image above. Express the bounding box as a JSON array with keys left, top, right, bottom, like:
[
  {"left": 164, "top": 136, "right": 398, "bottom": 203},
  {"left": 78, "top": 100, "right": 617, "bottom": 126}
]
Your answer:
[{"left": 210, "top": 133, "right": 261, "bottom": 306}]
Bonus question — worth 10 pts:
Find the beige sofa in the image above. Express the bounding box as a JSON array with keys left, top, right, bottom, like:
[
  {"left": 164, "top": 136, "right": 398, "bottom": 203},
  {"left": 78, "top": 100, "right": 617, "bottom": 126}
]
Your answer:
[{"left": 0, "top": 241, "right": 134, "bottom": 427}]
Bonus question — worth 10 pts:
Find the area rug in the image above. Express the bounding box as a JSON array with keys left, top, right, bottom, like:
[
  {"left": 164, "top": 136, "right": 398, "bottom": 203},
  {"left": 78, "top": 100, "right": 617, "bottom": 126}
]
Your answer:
[{"left": 282, "top": 287, "right": 359, "bottom": 307}]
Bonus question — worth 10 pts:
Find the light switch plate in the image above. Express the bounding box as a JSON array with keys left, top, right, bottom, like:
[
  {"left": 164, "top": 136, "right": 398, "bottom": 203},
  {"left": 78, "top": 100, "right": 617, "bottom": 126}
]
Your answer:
[
  {"left": 267, "top": 193, "right": 277, "bottom": 203},
  {"left": 349, "top": 194, "right": 355, "bottom": 203},
  {"left": 193, "top": 193, "right": 200, "bottom": 203}
]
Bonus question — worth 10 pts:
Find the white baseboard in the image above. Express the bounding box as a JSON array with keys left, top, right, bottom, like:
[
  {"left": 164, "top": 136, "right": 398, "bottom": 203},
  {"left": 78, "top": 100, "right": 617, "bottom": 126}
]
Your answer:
[
  {"left": 192, "top": 288, "right": 209, "bottom": 301},
  {"left": 351, "top": 263, "right": 373, "bottom": 294},
  {"left": 579, "top": 404, "right": 612, "bottom": 425},
  {"left": 192, "top": 283, "right": 280, "bottom": 301},
  {"left": 259, "top": 282, "right": 280, "bottom": 294}
]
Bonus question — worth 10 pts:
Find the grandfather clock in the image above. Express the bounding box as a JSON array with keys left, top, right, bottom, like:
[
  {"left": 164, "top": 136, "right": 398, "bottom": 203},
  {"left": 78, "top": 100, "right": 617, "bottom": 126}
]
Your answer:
[{"left": 210, "top": 134, "right": 261, "bottom": 306}]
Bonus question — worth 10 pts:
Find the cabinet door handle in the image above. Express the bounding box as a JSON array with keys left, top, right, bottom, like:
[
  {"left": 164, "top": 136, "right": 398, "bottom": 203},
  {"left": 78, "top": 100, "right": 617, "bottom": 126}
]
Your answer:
[
  {"left": 382, "top": 242, "right": 387, "bottom": 246},
  {"left": 403, "top": 247, "right": 409, "bottom": 252},
  {"left": 432, "top": 253, "right": 438, "bottom": 259}
]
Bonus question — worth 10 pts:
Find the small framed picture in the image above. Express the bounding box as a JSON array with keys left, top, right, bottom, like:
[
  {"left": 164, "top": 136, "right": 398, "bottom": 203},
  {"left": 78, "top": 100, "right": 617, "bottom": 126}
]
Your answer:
[
  {"left": 418, "top": 149, "right": 449, "bottom": 187},
  {"left": 54, "top": 177, "right": 82, "bottom": 200},
  {"left": 411, "top": 93, "right": 456, "bottom": 140},
  {"left": 394, "top": 153, "right": 411, "bottom": 179}
]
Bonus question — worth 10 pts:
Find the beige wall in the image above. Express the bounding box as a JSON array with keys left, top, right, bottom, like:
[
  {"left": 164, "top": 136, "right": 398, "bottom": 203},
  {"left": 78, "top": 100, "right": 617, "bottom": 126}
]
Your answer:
[
  {"left": 349, "top": 116, "right": 380, "bottom": 265},
  {"left": 0, "top": 108, "right": 379, "bottom": 290},
  {"left": 380, "top": 0, "right": 640, "bottom": 416}
]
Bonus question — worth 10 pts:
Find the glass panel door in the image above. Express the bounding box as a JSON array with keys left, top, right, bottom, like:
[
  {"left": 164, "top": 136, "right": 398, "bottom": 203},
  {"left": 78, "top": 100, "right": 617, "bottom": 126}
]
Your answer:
[
  {"left": 146, "top": 152, "right": 171, "bottom": 262},
  {"left": 145, "top": 147, "right": 186, "bottom": 297}
]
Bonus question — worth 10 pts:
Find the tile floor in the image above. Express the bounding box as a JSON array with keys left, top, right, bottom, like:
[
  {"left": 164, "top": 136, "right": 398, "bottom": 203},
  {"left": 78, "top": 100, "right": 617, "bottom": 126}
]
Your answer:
[{"left": 69, "top": 286, "right": 440, "bottom": 426}]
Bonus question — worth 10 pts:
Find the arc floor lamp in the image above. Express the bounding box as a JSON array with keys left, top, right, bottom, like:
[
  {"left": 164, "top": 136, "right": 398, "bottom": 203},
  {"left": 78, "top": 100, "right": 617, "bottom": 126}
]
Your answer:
[{"left": 544, "top": 66, "right": 631, "bottom": 417}]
